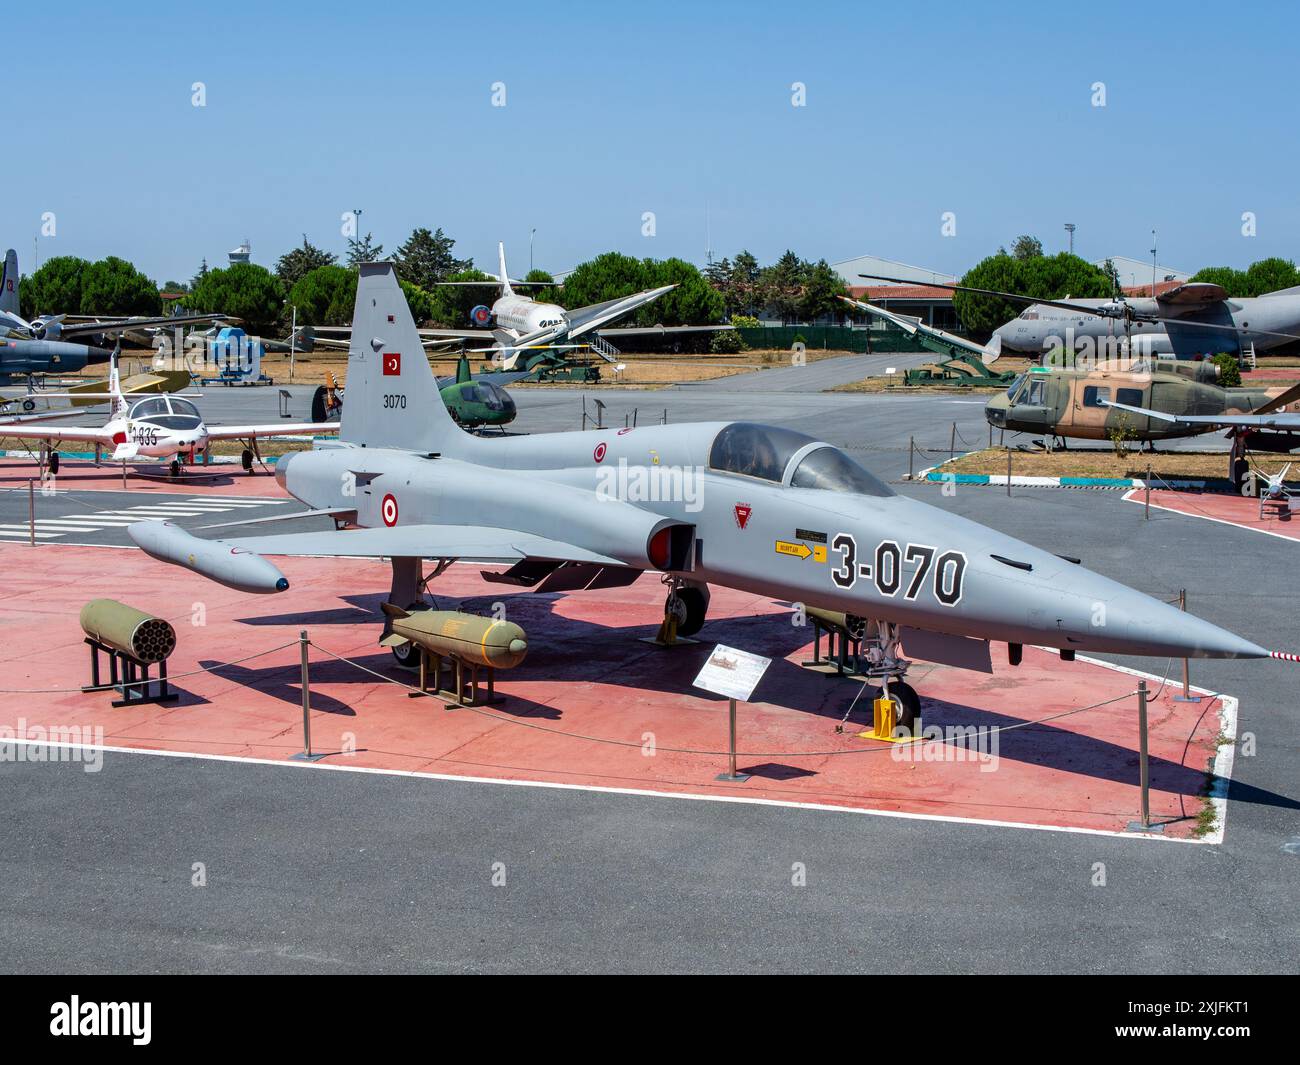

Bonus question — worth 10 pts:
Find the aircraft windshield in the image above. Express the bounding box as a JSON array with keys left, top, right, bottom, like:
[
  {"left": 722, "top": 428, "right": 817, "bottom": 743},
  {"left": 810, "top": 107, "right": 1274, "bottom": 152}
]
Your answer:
[
  {"left": 131, "top": 397, "right": 168, "bottom": 419},
  {"left": 1005, "top": 373, "right": 1027, "bottom": 400},
  {"left": 481, "top": 384, "right": 511, "bottom": 412},
  {"left": 709, "top": 423, "right": 816, "bottom": 483},
  {"left": 790, "top": 446, "right": 894, "bottom": 497},
  {"left": 169, "top": 398, "right": 200, "bottom": 418}
]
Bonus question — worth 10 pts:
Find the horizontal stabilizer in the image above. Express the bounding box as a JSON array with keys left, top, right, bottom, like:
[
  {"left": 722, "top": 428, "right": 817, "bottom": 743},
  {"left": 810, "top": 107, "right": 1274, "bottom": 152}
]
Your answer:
[{"left": 1155, "top": 282, "right": 1228, "bottom": 305}]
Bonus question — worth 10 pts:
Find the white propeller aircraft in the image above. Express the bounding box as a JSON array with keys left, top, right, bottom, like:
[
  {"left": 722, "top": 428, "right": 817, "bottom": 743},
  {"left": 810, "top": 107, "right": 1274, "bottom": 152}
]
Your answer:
[{"left": 0, "top": 356, "right": 337, "bottom": 477}]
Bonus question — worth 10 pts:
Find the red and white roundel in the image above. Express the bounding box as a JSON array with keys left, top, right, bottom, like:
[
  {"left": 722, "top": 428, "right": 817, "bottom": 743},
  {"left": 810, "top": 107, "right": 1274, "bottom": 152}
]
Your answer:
[
  {"left": 381, "top": 493, "right": 399, "bottom": 527},
  {"left": 593, "top": 442, "right": 607, "bottom": 463}
]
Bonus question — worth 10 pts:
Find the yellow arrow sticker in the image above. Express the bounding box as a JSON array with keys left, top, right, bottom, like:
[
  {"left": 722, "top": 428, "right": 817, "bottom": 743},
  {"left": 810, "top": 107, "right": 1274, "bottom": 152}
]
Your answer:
[{"left": 775, "top": 540, "right": 813, "bottom": 560}]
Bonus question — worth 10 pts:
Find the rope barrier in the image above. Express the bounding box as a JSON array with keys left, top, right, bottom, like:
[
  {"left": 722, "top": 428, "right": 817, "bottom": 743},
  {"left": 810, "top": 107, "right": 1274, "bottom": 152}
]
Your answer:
[
  {"left": 0, "top": 640, "right": 300, "bottom": 694},
  {"left": 308, "top": 639, "right": 1144, "bottom": 759}
]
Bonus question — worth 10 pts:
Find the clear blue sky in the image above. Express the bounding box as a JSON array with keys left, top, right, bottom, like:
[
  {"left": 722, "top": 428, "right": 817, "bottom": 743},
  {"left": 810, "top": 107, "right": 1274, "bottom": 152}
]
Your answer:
[{"left": 6, "top": 0, "right": 1297, "bottom": 284}]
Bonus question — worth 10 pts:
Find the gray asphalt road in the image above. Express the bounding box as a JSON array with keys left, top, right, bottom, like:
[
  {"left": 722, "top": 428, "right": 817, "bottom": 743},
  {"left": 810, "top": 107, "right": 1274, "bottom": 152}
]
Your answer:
[
  {"left": 1, "top": 382, "right": 1297, "bottom": 973},
  {"left": 676, "top": 352, "right": 934, "bottom": 391}
]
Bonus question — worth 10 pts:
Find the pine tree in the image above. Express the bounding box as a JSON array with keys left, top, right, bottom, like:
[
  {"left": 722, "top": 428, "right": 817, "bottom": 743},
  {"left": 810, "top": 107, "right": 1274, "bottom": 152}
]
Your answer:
[
  {"left": 346, "top": 233, "right": 385, "bottom": 266},
  {"left": 276, "top": 235, "right": 337, "bottom": 287},
  {"left": 394, "top": 227, "right": 471, "bottom": 289}
]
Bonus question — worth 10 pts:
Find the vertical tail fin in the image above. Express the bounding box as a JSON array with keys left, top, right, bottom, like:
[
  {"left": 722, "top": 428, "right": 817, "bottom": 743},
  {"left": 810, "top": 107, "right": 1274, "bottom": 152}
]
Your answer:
[
  {"left": 497, "top": 242, "right": 514, "bottom": 298},
  {"left": 108, "top": 352, "right": 126, "bottom": 421},
  {"left": 0, "top": 249, "right": 18, "bottom": 317},
  {"left": 338, "top": 262, "right": 462, "bottom": 454}
]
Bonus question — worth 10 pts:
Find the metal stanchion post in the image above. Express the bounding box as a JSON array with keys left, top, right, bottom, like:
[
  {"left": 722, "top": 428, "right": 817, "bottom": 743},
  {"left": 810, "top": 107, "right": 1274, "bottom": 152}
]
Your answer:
[
  {"left": 949, "top": 422, "right": 956, "bottom": 460},
  {"left": 908, "top": 435, "right": 914, "bottom": 480},
  {"left": 715, "top": 698, "right": 750, "bottom": 782},
  {"left": 1145, "top": 464, "right": 1152, "bottom": 519},
  {"left": 28, "top": 479, "right": 35, "bottom": 548},
  {"left": 1006, "top": 447, "right": 1012, "bottom": 496},
  {"left": 291, "top": 630, "right": 325, "bottom": 762},
  {"left": 1174, "top": 589, "right": 1201, "bottom": 703},
  {"left": 1127, "top": 679, "right": 1161, "bottom": 832}
]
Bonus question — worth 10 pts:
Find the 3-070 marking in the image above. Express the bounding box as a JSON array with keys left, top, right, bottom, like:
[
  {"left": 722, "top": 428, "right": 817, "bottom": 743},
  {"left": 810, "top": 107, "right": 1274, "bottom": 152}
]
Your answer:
[{"left": 829, "top": 533, "right": 966, "bottom": 606}]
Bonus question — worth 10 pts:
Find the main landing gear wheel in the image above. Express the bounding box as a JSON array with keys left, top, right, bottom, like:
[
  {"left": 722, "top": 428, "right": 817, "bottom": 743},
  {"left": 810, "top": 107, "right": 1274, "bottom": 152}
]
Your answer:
[
  {"left": 47, "top": 451, "right": 60, "bottom": 476},
  {"left": 390, "top": 602, "right": 430, "bottom": 670},
  {"left": 665, "top": 587, "right": 708, "bottom": 637},
  {"left": 886, "top": 681, "right": 921, "bottom": 733},
  {"left": 241, "top": 448, "right": 255, "bottom": 474}
]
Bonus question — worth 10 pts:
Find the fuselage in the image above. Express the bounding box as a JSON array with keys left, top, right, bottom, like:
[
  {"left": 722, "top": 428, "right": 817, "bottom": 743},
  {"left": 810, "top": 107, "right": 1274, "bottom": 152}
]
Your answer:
[
  {"left": 993, "top": 295, "right": 1300, "bottom": 357},
  {"left": 490, "top": 294, "right": 568, "bottom": 337},
  {"left": 275, "top": 420, "right": 1263, "bottom": 660},
  {"left": 109, "top": 396, "right": 207, "bottom": 458}
]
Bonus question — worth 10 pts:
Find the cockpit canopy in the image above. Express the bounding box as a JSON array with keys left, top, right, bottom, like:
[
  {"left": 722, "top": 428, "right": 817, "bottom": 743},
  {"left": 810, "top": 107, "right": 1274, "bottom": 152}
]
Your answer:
[
  {"left": 461, "top": 382, "right": 514, "bottom": 413},
  {"left": 708, "top": 423, "right": 893, "bottom": 497},
  {"left": 130, "top": 395, "right": 202, "bottom": 428}
]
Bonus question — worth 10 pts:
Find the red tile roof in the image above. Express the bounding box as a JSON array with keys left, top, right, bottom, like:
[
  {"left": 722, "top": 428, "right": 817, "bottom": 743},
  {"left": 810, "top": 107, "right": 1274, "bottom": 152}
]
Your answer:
[{"left": 848, "top": 285, "right": 955, "bottom": 301}]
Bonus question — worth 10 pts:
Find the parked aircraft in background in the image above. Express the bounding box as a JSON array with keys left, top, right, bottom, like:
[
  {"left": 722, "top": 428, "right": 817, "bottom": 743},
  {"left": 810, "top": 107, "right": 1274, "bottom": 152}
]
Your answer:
[
  {"left": 859, "top": 272, "right": 1300, "bottom": 359},
  {"left": 129, "top": 263, "right": 1273, "bottom": 733},
  {"left": 0, "top": 356, "right": 336, "bottom": 478},
  {"left": 986, "top": 363, "right": 1300, "bottom": 485},
  {"left": 1, "top": 248, "right": 231, "bottom": 383},
  {"left": 317, "top": 242, "right": 718, "bottom": 373}
]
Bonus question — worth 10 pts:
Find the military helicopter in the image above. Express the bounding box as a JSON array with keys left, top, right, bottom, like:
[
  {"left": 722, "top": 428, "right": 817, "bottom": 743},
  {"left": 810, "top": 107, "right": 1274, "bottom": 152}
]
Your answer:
[
  {"left": 986, "top": 361, "right": 1300, "bottom": 486},
  {"left": 438, "top": 354, "right": 518, "bottom": 431}
]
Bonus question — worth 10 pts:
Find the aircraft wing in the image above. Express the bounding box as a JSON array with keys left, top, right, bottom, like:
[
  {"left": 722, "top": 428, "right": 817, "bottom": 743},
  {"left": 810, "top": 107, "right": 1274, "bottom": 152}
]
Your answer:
[
  {"left": 311, "top": 332, "right": 455, "bottom": 351},
  {"left": 840, "top": 296, "right": 1001, "bottom": 363},
  {"left": 0, "top": 422, "right": 110, "bottom": 444},
  {"left": 564, "top": 285, "right": 676, "bottom": 339},
  {"left": 203, "top": 422, "right": 339, "bottom": 441},
  {"left": 315, "top": 326, "right": 488, "bottom": 340},
  {"left": 1155, "top": 282, "right": 1229, "bottom": 305},
  {"left": 598, "top": 324, "right": 734, "bottom": 337},
  {"left": 1100, "top": 399, "right": 1300, "bottom": 431},
  {"left": 223, "top": 524, "right": 625, "bottom": 566},
  {"left": 58, "top": 313, "right": 234, "bottom": 339}
]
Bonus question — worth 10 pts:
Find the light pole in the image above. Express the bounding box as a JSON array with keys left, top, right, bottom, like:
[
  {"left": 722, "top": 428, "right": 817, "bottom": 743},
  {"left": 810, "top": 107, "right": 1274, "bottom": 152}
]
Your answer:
[{"left": 1064, "top": 222, "right": 1076, "bottom": 256}]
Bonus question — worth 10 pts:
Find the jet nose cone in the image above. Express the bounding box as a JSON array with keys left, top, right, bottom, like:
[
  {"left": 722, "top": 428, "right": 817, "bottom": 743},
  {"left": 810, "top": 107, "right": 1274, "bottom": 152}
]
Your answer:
[{"left": 1112, "top": 591, "right": 1268, "bottom": 660}]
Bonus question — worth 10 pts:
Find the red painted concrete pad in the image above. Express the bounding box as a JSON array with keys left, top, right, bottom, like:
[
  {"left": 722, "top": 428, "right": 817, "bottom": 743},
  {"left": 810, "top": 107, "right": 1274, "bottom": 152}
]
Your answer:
[
  {"left": 0, "top": 543, "right": 1233, "bottom": 839},
  {"left": 1244, "top": 368, "right": 1300, "bottom": 381},
  {"left": 1125, "top": 488, "right": 1300, "bottom": 542},
  {"left": 0, "top": 456, "right": 282, "bottom": 496}
]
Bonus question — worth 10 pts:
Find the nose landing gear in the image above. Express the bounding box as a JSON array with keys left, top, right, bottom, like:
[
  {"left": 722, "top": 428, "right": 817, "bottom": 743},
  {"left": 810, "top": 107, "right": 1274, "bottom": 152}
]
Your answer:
[{"left": 859, "top": 620, "right": 920, "bottom": 733}]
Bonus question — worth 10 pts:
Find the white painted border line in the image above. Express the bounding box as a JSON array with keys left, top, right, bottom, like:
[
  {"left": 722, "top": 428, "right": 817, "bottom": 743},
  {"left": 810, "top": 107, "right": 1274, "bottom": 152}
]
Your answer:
[
  {"left": 0, "top": 731, "right": 1219, "bottom": 845},
  {"left": 1121, "top": 489, "right": 1300, "bottom": 544}
]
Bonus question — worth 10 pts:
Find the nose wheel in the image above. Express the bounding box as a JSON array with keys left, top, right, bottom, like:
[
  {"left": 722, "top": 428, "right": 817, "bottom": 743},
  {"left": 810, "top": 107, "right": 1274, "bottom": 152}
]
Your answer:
[
  {"left": 168, "top": 459, "right": 185, "bottom": 479},
  {"left": 881, "top": 679, "right": 921, "bottom": 732},
  {"left": 664, "top": 583, "right": 709, "bottom": 637},
  {"left": 860, "top": 620, "right": 921, "bottom": 733}
]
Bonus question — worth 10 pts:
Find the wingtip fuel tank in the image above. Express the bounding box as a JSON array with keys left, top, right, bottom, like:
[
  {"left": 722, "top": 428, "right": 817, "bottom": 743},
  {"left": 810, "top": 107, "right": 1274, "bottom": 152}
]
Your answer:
[{"left": 128, "top": 521, "right": 289, "bottom": 594}]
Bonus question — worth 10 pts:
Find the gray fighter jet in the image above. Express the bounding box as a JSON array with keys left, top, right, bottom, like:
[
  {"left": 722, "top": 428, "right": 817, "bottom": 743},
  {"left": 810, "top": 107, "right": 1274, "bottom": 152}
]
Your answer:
[{"left": 129, "top": 263, "right": 1272, "bottom": 725}]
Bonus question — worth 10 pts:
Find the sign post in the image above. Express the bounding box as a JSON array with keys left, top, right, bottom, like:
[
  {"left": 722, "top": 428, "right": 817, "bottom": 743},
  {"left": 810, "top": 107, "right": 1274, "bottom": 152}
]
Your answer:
[{"left": 693, "top": 644, "right": 771, "bottom": 784}]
